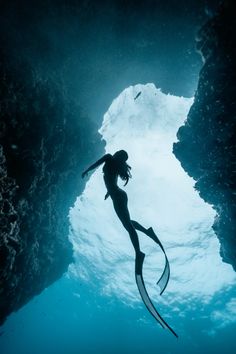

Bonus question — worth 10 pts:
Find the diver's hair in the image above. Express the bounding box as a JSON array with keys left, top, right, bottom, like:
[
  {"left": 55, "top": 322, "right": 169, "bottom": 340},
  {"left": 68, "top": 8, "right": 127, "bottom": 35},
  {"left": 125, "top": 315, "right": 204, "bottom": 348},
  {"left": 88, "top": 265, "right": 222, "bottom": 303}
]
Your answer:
[
  {"left": 117, "top": 160, "right": 132, "bottom": 186},
  {"left": 113, "top": 150, "right": 132, "bottom": 186}
]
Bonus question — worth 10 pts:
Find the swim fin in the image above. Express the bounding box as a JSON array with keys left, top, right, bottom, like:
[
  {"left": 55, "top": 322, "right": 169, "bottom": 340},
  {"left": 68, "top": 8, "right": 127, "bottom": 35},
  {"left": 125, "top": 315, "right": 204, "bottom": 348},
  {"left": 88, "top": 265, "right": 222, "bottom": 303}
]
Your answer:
[
  {"left": 135, "top": 252, "right": 178, "bottom": 338},
  {"left": 146, "top": 227, "right": 170, "bottom": 295}
]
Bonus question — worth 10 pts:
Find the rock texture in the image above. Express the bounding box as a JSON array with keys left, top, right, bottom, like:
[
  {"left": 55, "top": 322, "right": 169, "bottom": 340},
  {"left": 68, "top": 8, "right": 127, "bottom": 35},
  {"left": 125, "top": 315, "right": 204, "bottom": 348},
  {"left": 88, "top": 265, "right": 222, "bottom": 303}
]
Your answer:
[
  {"left": 173, "top": 0, "right": 236, "bottom": 270},
  {"left": 0, "top": 0, "right": 231, "bottom": 326},
  {"left": 0, "top": 52, "right": 104, "bottom": 325}
]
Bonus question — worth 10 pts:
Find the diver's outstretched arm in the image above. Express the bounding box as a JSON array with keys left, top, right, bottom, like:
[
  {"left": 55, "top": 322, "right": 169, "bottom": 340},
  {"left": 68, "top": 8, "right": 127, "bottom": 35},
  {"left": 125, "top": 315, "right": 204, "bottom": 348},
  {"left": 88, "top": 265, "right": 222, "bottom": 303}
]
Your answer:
[{"left": 82, "top": 154, "right": 112, "bottom": 178}]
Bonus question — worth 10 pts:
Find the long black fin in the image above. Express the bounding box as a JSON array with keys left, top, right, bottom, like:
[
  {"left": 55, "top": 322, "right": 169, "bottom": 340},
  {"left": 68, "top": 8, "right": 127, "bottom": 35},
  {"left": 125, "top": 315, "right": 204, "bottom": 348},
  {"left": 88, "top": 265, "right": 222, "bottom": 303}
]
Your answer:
[
  {"left": 143, "top": 227, "right": 171, "bottom": 295},
  {"left": 135, "top": 253, "right": 178, "bottom": 338}
]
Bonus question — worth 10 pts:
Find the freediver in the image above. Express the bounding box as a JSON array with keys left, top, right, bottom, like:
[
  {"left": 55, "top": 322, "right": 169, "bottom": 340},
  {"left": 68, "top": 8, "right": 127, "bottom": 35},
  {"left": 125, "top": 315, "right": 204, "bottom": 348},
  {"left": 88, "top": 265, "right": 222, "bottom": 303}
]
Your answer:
[
  {"left": 81, "top": 150, "right": 178, "bottom": 337},
  {"left": 81, "top": 150, "right": 160, "bottom": 272}
]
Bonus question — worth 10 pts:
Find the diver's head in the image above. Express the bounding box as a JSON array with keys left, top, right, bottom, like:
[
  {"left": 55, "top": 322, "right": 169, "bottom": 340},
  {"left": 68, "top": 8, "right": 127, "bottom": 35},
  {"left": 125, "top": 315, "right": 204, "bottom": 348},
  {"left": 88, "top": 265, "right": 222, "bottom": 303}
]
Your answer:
[
  {"left": 113, "top": 150, "right": 131, "bottom": 186},
  {"left": 113, "top": 150, "right": 128, "bottom": 162}
]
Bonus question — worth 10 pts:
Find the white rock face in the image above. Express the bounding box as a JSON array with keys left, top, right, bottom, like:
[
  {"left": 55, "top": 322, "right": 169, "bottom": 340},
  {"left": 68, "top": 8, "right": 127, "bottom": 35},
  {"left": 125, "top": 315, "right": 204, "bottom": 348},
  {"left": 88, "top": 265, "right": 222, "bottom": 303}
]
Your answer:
[{"left": 69, "top": 83, "right": 235, "bottom": 309}]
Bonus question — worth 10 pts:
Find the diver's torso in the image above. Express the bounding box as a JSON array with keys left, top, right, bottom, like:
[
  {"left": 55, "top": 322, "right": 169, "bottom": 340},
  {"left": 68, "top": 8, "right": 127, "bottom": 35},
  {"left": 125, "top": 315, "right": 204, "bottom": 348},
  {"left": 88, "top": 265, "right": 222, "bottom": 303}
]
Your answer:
[{"left": 103, "top": 155, "right": 126, "bottom": 199}]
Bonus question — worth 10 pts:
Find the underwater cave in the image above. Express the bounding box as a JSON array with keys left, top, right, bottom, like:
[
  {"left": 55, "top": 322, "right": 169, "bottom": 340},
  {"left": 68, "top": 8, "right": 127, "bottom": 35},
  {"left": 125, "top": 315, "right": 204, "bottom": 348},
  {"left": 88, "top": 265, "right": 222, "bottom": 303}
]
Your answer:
[{"left": 0, "top": 1, "right": 236, "bottom": 353}]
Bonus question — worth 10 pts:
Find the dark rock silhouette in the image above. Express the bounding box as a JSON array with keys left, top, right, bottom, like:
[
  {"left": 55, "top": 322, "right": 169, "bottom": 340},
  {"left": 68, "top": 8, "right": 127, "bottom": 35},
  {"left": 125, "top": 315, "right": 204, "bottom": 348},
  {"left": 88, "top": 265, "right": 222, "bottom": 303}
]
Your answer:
[
  {"left": 0, "top": 52, "right": 104, "bottom": 325},
  {"left": 173, "top": 0, "right": 236, "bottom": 270}
]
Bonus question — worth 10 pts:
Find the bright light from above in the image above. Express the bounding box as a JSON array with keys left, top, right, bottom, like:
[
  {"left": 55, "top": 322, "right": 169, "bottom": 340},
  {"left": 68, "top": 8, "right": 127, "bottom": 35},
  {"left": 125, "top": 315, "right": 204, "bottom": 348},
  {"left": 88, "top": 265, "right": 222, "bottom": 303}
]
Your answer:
[{"left": 69, "top": 83, "right": 235, "bottom": 320}]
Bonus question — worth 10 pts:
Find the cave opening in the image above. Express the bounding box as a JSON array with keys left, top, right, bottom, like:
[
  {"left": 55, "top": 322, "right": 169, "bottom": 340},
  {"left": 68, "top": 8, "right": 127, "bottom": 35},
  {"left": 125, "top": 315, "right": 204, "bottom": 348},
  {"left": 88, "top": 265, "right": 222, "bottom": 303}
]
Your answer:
[
  {"left": 2, "top": 81, "right": 236, "bottom": 354},
  {"left": 69, "top": 83, "right": 235, "bottom": 308}
]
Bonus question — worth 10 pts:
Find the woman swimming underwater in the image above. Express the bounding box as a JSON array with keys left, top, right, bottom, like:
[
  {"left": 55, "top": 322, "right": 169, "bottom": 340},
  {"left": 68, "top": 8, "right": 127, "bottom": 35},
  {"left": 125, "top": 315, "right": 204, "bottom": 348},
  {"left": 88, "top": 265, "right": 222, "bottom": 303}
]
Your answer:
[{"left": 82, "top": 150, "right": 178, "bottom": 337}]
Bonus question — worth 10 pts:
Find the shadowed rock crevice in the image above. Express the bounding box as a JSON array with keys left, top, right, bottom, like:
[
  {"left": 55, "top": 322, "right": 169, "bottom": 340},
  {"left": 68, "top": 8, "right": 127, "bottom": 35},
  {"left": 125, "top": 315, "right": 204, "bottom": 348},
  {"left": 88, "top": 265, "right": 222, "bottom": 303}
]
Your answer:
[
  {"left": 0, "top": 52, "right": 104, "bottom": 325},
  {"left": 173, "top": 0, "right": 236, "bottom": 270}
]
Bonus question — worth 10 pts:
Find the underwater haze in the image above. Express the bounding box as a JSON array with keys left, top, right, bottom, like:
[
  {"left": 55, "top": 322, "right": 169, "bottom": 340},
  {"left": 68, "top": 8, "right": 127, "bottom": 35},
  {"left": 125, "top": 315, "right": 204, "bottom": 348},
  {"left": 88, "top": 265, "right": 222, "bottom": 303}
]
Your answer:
[{"left": 1, "top": 84, "right": 236, "bottom": 354}]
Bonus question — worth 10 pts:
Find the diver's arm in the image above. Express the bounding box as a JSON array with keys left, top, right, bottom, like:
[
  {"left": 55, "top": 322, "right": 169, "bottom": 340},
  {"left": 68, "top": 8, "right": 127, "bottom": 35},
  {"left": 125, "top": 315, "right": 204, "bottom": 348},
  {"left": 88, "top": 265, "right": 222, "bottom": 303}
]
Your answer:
[{"left": 81, "top": 154, "right": 112, "bottom": 178}]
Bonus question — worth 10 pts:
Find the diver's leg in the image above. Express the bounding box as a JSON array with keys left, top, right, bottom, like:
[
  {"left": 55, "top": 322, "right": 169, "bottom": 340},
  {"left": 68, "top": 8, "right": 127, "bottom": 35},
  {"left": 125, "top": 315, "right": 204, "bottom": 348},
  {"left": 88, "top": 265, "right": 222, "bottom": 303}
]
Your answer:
[
  {"left": 131, "top": 220, "right": 160, "bottom": 244},
  {"left": 112, "top": 195, "right": 143, "bottom": 255},
  {"left": 113, "top": 202, "right": 145, "bottom": 274},
  {"left": 131, "top": 220, "right": 147, "bottom": 233},
  {"left": 132, "top": 219, "right": 169, "bottom": 293},
  {"left": 114, "top": 205, "right": 140, "bottom": 253}
]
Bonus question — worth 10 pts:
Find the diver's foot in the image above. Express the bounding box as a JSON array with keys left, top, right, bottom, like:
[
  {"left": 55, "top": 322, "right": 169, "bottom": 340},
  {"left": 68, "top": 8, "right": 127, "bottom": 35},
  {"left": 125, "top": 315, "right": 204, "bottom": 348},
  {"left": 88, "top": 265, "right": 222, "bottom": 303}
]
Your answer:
[
  {"left": 135, "top": 251, "right": 145, "bottom": 275},
  {"left": 147, "top": 227, "right": 160, "bottom": 245}
]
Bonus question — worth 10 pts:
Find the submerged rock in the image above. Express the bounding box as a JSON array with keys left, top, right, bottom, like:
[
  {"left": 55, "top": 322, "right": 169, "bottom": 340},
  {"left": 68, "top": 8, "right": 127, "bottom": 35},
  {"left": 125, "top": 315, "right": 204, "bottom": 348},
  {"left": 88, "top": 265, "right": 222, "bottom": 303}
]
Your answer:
[
  {"left": 173, "top": 0, "right": 236, "bottom": 270},
  {"left": 0, "top": 52, "right": 104, "bottom": 325}
]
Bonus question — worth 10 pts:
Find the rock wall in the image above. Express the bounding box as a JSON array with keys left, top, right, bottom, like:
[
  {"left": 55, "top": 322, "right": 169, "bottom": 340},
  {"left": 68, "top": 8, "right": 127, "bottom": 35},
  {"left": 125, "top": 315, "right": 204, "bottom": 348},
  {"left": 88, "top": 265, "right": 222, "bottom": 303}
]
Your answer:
[
  {"left": 0, "top": 0, "right": 230, "bottom": 326},
  {"left": 173, "top": 0, "right": 236, "bottom": 270},
  {"left": 0, "top": 52, "right": 104, "bottom": 324}
]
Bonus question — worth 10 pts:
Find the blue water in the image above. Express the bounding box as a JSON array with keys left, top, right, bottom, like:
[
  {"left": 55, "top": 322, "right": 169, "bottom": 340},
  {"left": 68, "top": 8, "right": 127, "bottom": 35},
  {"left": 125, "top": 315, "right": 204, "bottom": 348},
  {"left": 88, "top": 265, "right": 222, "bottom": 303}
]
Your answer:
[
  {"left": 1, "top": 275, "right": 236, "bottom": 354},
  {"left": 1, "top": 84, "right": 236, "bottom": 353}
]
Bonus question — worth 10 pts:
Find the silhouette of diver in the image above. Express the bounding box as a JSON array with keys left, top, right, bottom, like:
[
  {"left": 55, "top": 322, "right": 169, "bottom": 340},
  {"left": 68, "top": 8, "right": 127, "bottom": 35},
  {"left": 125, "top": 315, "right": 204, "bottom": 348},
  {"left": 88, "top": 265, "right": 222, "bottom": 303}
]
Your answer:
[{"left": 82, "top": 150, "right": 178, "bottom": 337}]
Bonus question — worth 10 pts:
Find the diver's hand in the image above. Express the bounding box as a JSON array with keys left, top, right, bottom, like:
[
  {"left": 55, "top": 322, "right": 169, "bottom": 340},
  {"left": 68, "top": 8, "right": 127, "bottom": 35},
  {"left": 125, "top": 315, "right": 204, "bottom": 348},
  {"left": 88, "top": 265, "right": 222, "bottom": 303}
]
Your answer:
[
  {"left": 81, "top": 171, "right": 88, "bottom": 178},
  {"left": 104, "top": 192, "right": 109, "bottom": 200}
]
